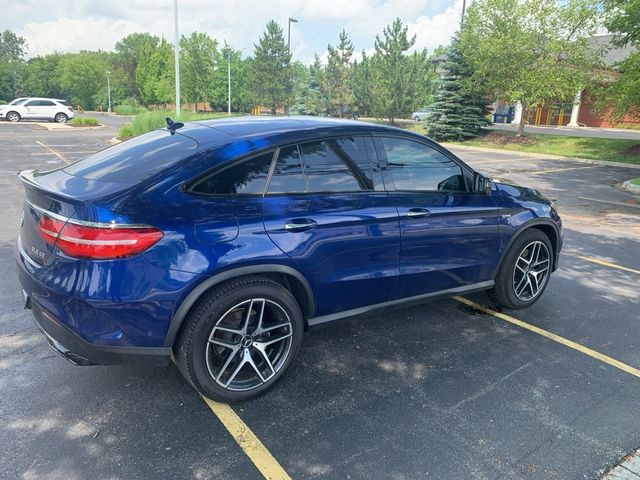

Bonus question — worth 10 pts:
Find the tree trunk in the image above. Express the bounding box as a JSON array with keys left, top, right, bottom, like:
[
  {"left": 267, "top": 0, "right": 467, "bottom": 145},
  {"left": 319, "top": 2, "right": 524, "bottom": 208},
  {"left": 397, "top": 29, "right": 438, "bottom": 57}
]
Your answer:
[
  {"left": 516, "top": 103, "right": 526, "bottom": 136},
  {"left": 271, "top": 105, "right": 276, "bottom": 115}
]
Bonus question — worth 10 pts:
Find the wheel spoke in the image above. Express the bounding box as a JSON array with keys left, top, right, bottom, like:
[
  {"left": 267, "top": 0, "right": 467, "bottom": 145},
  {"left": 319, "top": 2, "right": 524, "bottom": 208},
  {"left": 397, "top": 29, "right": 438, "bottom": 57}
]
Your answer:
[
  {"left": 256, "top": 331, "right": 292, "bottom": 347},
  {"left": 213, "top": 325, "right": 243, "bottom": 336},
  {"left": 253, "top": 343, "right": 276, "bottom": 377},
  {"left": 216, "top": 346, "right": 241, "bottom": 382},
  {"left": 209, "top": 337, "right": 237, "bottom": 349},
  {"left": 224, "top": 349, "right": 248, "bottom": 387},
  {"left": 253, "top": 299, "right": 267, "bottom": 334},
  {"left": 245, "top": 351, "right": 267, "bottom": 383},
  {"left": 256, "top": 322, "right": 290, "bottom": 335}
]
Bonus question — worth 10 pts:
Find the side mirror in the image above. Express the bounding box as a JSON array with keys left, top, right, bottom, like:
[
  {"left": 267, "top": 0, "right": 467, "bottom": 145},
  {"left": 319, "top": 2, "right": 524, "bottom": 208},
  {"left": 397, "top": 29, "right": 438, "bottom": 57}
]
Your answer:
[{"left": 473, "top": 172, "right": 491, "bottom": 194}]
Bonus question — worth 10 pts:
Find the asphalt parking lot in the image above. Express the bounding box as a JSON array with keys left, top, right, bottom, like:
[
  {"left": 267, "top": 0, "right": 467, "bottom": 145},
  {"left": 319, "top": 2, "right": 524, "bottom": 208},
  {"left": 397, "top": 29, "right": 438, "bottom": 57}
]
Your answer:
[{"left": 1, "top": 115, "right": 639, "bottom": 480}]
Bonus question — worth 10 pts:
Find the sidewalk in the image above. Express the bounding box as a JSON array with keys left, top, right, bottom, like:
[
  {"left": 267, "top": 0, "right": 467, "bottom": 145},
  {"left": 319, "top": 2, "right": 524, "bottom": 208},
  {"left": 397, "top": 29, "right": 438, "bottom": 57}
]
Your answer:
[{"left": 489, "top": 123, "right": 640, "bottom": 140}]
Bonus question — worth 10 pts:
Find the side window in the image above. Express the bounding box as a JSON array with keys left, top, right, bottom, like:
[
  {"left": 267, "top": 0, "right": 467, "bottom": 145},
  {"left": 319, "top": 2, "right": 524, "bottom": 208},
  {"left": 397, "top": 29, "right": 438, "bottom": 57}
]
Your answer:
[
  {"left": 267, "top": 145, "right": 306, "bottom": 194},
  {"left": 380, "top": 137, "right": 467, "bottom": 192},
  {"left": 40, "top": 100, "right": 55, "bottom": 107},
  {"left": 301, "top": 137, "right": 376, "bottom": 193},
  {"left": 191, "top": 151, "right": 274, "bottom": 195},
  {"left": 24, "top": 100, "right": 39, "bottom": 107}
]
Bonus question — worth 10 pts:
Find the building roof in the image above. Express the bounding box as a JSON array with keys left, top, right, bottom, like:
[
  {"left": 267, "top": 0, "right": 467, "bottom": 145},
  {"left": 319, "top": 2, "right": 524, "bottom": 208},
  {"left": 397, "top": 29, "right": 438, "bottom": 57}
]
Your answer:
[{"left": 587, "top": 35, "right": 635, "bottom": 67}]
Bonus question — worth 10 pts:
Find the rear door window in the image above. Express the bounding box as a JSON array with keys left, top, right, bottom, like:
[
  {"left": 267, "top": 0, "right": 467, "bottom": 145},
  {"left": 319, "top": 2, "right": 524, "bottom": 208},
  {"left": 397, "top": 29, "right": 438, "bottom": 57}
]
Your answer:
[
  {"left": 300, "top": 137, "right": 377, "bottom": 193},
  {"left": 267, "top": 145, "right": 306, "bottom": 194},
  {"left": 191, "top": 151, "right": 274, "bottom": 195},
  {"left": 63, "top": 130, "right": 198, "bottom": 183}
]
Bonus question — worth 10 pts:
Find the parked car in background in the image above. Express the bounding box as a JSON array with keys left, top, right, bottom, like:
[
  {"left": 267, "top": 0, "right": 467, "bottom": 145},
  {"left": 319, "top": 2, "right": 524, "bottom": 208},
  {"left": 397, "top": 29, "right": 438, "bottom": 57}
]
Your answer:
[
  {"left": 1, "top": 97, "right": 31, "bottom": 107},
  {"left": 15, "top": 116, "right": 562, "bottom": 402},
  {"left": 0, "top": 97, "right": 74, "bottom": 123},
  {"left": 411, "top": 108, "right": 431, "bottom": 121}
]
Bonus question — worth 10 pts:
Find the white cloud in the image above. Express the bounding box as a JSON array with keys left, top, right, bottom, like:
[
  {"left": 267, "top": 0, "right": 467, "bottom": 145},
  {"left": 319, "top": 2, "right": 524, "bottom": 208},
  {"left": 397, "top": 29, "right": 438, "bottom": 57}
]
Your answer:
[
  {"left": 9, "top": 0, "right": 462, "bottom": 62},
  {"left": 17, "top": 17, "right": 146, "bottom": 56}
]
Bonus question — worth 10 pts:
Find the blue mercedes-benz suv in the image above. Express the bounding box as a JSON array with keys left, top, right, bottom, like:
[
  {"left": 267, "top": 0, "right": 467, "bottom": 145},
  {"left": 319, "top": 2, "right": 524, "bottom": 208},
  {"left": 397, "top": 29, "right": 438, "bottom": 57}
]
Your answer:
[{"left": 15, "top": 117, "right": 562, "bottom": 402}]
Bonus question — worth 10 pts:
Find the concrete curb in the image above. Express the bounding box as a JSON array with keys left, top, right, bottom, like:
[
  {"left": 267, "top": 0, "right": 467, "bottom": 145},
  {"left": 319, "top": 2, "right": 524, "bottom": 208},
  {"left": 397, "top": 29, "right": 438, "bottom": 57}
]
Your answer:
[
  {"left": 442, "top": 143, "right": 640, "bottom": 170},
  {"left": 622, "top": 180, "right": 640, "bottom": 194}
]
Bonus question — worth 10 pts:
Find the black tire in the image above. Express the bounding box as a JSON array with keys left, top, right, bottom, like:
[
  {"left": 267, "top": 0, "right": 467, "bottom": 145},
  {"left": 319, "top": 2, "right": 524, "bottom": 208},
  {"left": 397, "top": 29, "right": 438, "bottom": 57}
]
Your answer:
[
  {"left": 6, "top": 111, "right": 20, "bottom": 122},
  {"left": 175, "top": 276, "right": 304, "bottom": 403},
  {"left": 489, "top": 229, "right": 553, "bottom": 309},
  {"left": 54, "top": 113, "right": 68, "bottom": 123},
  {"left": 414, "top": 116, "right": 420, "bottom": 122}
]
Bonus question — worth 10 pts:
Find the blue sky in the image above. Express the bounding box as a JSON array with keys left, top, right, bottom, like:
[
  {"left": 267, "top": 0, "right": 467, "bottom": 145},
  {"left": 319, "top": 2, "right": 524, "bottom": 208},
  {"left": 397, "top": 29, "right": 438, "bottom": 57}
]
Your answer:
[{"left": 7, "top": 0, "right": 464, "bottom": 64}]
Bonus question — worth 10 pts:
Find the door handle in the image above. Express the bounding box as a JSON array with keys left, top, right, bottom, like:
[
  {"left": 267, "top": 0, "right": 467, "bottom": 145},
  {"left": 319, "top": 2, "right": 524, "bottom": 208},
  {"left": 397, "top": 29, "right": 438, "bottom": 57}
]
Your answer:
[
  {"left": 406, "top": 208, "right": 430, "bottom": 219},
  {"left": 284, "top": 219, "right": 317, "bottom": 232}
]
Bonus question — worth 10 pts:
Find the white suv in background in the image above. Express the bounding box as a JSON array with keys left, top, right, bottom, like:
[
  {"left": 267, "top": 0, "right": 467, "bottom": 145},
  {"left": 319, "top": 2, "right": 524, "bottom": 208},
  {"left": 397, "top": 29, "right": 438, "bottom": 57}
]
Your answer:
[{"left": 0, "top": 98, "right": 75, "bottom": 123}]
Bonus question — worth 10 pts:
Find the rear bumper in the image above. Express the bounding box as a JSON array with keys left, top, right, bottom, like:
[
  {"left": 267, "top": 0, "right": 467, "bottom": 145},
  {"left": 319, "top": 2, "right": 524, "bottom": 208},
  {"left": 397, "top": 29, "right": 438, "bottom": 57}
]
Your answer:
[{"left": 32, "top": 299, "right": 171, "bottom": 366}]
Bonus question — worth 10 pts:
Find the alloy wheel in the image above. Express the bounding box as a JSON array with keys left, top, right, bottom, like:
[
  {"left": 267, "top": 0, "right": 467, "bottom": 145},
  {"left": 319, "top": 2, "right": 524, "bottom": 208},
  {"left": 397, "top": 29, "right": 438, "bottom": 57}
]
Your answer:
[
  {"left": 205, "top": 298, "right": 293, "bottom": 392},
  {"left": 7, "top": 112, "right": 19, "bottom": 122},
  {"left": 512, "top": 240, "right": 551, "bottom": 301}
]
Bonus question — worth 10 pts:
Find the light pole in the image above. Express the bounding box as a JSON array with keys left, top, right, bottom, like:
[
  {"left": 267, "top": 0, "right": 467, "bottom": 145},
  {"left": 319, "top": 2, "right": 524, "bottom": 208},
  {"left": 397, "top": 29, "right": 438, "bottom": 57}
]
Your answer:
[
  {"left": 106, "top": 70, "right": 111, "bottom": 113},
  {"left": 287, "top": 17, "right": 298, "bottom": 53},
  {"left": 461, "top": 0, "right": 467, "bottom": 28},
  {"left": 173, "top": 0, "right": 181, "bottom": 118},
  {"left": 225, "top": 41, "right": 231, "bottom": 115}
]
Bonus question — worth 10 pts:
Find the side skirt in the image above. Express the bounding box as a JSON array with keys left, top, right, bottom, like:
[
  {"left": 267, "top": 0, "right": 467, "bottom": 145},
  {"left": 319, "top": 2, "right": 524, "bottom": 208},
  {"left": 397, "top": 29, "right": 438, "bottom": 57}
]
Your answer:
[{"left": 307, "top": 280, "right": 494, "bottom": 329}]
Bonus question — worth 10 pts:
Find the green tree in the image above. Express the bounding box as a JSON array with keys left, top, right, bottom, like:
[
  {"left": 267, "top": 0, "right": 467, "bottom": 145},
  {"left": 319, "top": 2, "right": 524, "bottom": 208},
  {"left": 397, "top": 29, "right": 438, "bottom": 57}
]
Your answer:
[
  {"left": 460, "top": 0, "right": 601, "bottom": 135},
  {"left": 425, "top": 35, "right": 490, "bottom": 141},
  {"left": 323, "top": 30, "right": 355, "bottom": 116},
  {"left": 410, "top": 49, "right": 438, "bottom": 111},
  {"left": 56, "top": 51, "right": 111, "bottom": 109},
  {"left": 22, "top": 54, "right": 64, "bottom": 99},
  {"left": 352, "top": 51, "right": 374, "bottom": 117},
  {"left": 138, "top": 39, "right": 175, "bottom": 105},
  {"left": 115, "top": 33, "right": 159, "bottom": 102},
  {"left": 601, "top": 0, "right": 640, "bottom": 122},
  {"left": 0, "top": 30, "right": 27, "bottom": 101},
  {"left": 370, "top": 18, "right": 420, "bottom": 123},
  {"left": 250, "top": 20, "right": 292, "bottom": 114},
  {"left": 181, "top": 32, "right": 217, "bottom": 107}
]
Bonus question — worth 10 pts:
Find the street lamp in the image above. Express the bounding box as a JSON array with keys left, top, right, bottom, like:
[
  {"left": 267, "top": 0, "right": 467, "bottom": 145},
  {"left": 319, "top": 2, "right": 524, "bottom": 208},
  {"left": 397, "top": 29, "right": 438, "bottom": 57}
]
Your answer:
[
  {"left": 106, "top": 70, "right": 111, "bottom": 113},
  {"left": 225, "top": 41, "right": 231, "bottom": 115},
  {"left": 461, "top": 0, "right": 467, "bottom": 28},
  {"left": 173, "top": 0, "right": 181, "bottom": 118},
  {"left": 287, "top": 17, "right": 298, "bottom": 54}
]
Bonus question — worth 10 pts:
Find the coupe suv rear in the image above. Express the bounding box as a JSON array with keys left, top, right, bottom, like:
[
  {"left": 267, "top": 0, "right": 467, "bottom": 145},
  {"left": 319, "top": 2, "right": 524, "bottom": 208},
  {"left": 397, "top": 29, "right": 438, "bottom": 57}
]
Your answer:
[{"left": 15, "top": 117, "right": 562, "bottom": 402}]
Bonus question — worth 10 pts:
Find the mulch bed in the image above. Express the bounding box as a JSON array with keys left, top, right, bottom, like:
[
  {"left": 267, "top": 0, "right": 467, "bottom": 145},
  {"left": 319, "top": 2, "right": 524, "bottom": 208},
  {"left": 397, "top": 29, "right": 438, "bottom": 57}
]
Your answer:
[
  {"left": 480, "top": 132, "right": 535, "bottom": 145},
  {"left": 621, "top": 144, "right": 640, "bottom": 156}
]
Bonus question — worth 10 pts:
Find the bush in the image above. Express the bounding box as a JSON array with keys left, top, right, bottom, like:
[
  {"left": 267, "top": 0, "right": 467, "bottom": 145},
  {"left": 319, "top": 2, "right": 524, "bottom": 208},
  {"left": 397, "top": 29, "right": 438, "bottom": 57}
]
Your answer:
[
  {"left": 70, "top": 117, "right": 100, "bottom": 127},
  {"left": 118, "top": 110, "right": 233, "bottom": 137},
  {"left": 113, "top": 104, "right": 149, "bottom": 116},
  {"left": 118, "top": 124, "right": 135, "bottom": 138}
]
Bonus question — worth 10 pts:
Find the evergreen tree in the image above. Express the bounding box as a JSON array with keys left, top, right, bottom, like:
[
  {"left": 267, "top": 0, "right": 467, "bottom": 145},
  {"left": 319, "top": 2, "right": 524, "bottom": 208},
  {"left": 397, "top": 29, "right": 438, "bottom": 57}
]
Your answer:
[
  {"left": 370, "top": 18, "right": 419, "bottom": 124},
  {"left": 323, "top": 30, "right": 355, "bottom": 117},
  {"left": 250, "top": 20, "right": 292, "bottom": 114},
  {"left": 425, "top": 35, "right": 490, "bottom": 141},
  {"left": 290, "top": 57, "right": 325, "bottom": 115},
  {"left": 352, "top": 50, "right": 373, "bottom": 117}
]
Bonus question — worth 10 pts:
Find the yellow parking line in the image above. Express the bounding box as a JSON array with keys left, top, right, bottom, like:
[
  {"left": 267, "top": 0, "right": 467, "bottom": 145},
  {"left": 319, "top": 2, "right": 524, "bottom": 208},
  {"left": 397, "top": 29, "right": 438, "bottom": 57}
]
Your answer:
[
  {"left": 35, "top": 140, "right": 69, "bottom": 164},
  {"left": 528, "top": 165, "right": 602, "bottom": 174},
  {"left": 567, "top": 254, "right": 640, "bottom": 275},
  {"left": 453, "top": 296, "right": 640, "bottom": 379},
  {"left": 202, "top": 396, "right": 292, "bottom": 480}
]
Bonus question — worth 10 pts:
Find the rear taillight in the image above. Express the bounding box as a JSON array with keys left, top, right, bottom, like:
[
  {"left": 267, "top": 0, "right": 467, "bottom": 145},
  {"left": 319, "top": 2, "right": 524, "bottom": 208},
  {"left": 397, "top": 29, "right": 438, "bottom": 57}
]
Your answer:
[
  {"left": 37, "top": 215, "right": 163, "bottom": 259},
  {"left": 67, "top": 107, "right": 73, "bottom": 112}
]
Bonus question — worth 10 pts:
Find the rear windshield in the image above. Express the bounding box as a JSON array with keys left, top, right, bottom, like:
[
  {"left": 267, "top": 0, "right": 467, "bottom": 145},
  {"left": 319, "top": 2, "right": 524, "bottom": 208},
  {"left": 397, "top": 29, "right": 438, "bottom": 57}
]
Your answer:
[{"left": 63, "top": 130, "right": 198, "bottom": 183}]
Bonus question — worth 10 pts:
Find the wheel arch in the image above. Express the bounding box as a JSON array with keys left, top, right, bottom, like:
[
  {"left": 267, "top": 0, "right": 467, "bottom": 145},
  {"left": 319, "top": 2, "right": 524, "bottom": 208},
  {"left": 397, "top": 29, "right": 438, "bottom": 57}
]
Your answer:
[
  {"left": 493, "top": 218, "right": 560, "bottom": 279},
  {"left": 164, "top": 264, "right": 316, "bottom": 347},
  {"left": 6, "top": 110, "right": 21, "bottom": 121}
]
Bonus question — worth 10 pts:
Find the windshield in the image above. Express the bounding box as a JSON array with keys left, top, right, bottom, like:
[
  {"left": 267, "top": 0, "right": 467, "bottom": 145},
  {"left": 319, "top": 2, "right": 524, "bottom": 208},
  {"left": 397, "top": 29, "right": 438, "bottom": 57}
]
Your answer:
[{"left": 9, "top": 98, "right": 28, "bottom": 105}]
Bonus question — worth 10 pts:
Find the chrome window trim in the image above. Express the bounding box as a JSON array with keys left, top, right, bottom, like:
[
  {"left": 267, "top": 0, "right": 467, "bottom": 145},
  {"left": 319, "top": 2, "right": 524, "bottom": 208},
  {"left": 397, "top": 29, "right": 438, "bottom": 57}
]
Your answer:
[{"left": 26, "top": 201, "right": 152, "bottom": 229}]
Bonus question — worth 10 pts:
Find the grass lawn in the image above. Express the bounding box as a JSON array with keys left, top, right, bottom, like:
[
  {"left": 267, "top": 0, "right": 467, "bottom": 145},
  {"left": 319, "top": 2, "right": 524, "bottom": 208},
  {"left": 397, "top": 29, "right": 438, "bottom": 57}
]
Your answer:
[
  {"left": 119, "top": 110, "right": 236, "bottom": 138},
  {"left": 631, "top": 178, "right": 640, "bottom": 186},
  {"left": 407, "top": 125, "right": 640, "bottom": 166}
]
